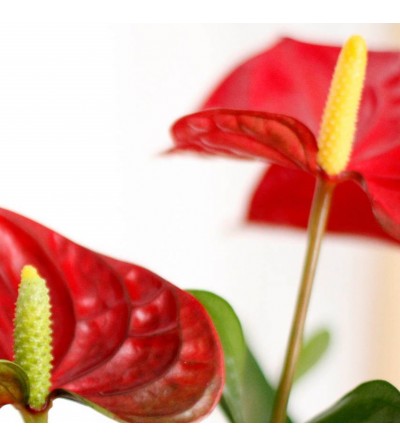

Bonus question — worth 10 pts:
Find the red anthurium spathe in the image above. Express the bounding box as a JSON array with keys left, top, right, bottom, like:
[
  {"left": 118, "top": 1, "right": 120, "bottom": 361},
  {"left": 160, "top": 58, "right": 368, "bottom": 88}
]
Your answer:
[
  {"left": 0, "top": 208, "right": 224, "bottom": 422},
  {"left": 171, "top": 38, "right": 400, "bottom": 242}
]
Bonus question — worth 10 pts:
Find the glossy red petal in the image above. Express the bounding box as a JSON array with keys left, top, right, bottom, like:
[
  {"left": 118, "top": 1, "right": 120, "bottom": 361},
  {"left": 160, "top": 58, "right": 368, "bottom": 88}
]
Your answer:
[
  {"left": 171, "top": 109, "right": 318, "bottom": 172},
  {"left": 0, "top": 211, "right": 76, "bottom": 364},
  {"left": 361, "top": 176, "right": 400, "bottom": 241},
  {"left": 204, "top": 38, "right": 400, "bottom": 166},
  {"left": 249, "top": 165, "right": 394, "bottom": 242},
  {"left": 63, "top": 286, "right": 223, "bottom": 422},
  {"left": 0, "top": 209, "right": 130, "bottom": 383},
  {"left": 0, "top": 209, "right": 224, "bottom": 420},
  {"left": 203, "top": 38, "right": 335, "bottom": 134},
  {"left": 348, "top": 48, "right": 400, "bottom": 167},
  {"left": 348, "top": 146, "right": 400, "bottom": 241},
  {"left": 203, "top": 37, "right": 400, "bottom": 240}
]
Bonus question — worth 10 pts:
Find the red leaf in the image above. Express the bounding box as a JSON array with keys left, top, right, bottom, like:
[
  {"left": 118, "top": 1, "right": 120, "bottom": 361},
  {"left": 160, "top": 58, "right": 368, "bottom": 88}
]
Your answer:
[
  {"left": 171, "top": 109, "right": 318, "bottom": 172},
  {"left": 199, "top": 38, "right": 400, "bottom": 241},
  {"left": 0, "top": 208, "right": 224, "bottom": 421},
  {"left": 203, "top": 38, "right": 400, "bottom": 159},
  {"left": 203, "top": 38, "right": 334, "bottom": 135},
  {"left": 248, "top": 165, "right": 395, "bottom": 243},
  {"left": 362, "top": 176, "right": 400, "bottom": 241}
]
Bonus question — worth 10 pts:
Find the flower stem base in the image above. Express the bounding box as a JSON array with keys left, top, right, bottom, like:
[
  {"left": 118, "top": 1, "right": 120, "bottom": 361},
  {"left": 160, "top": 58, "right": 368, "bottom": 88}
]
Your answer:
[
  {"left": 271, "top": 177, "right": 334, "bottom": 423},
  {"left": 19, "top": 406, "right": 50, "bottom": 423}
]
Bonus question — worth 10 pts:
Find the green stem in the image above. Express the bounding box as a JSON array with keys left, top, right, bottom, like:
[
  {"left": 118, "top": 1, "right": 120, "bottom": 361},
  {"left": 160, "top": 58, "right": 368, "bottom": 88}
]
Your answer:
[
  {"left": 271, "top": 177, "right": 334, "bottom": 423},
  {"left": 19, "top": 406, "right": 49, "bottom": 423}
]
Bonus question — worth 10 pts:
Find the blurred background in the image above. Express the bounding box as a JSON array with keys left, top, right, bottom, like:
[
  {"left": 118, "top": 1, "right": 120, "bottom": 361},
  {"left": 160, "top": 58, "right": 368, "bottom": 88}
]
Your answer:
[{"left": 0, "top": 23, "right": 399, "bottom": 423}]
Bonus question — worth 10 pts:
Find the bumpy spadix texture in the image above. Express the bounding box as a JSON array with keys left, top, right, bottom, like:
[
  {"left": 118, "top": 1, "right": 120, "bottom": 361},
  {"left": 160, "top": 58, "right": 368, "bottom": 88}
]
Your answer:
[
  {"left": 317, "top": 35, "right": 367, "bottom": 175},
  {"left": 14, "top": 265, "right": 53, "bottom": 410}
]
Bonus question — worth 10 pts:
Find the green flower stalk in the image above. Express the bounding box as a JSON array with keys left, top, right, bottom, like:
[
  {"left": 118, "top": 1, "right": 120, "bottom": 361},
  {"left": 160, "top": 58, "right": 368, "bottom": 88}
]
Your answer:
[
  {"left": 13, "top": 265, "right": 53, "bottom": 410},
  {"left": 272, "top": 35, "right": 368, "bottom": 422}
]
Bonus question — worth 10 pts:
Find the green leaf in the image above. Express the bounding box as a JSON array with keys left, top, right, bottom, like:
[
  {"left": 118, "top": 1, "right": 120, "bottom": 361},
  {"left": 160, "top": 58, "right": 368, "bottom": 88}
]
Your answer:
[
  {"left": 0, "top": 360, "right": 30, "bottom": 408},
  {"left": 241, "top": 347, "right": 276, "bottom": 422},
  {"left": 188, "top": 290, "right": 246, "bottom": 422},
  {"left": 311, "top": 380, "right": 400, "bottom": 422},
  {"left": 189, "top": 290, "right": 276, "bottom": 422},
  {"left": 294, "top": 328, "right": 330, "bottom": 382}
]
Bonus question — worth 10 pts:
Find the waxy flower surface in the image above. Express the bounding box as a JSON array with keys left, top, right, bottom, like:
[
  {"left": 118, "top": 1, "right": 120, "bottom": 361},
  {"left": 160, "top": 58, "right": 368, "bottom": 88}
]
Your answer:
[
  {"left": 0, "top": 208, "right": 224, "bottom": 422},
  {"left": 171, "top": 38, "right": 400, "bottom": 242}
]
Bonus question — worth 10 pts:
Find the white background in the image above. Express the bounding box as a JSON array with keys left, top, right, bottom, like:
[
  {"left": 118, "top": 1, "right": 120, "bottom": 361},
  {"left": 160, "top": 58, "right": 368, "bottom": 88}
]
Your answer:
[{"left": 0, "top": 23, "right": 400, "bottom": 430}]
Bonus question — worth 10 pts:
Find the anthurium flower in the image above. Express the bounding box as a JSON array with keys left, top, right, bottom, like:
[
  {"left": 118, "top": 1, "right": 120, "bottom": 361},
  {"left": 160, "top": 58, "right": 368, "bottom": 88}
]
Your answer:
[
  {"left": 0, "top": 208, "right": 224, "bottom": 422},
  {"left": 170, "top": 37, "right": 400, "bottom": 242}
]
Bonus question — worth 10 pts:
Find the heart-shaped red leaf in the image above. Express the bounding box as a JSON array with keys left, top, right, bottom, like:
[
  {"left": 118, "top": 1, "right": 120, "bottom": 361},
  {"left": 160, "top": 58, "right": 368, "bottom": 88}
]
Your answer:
[
  {"left": 0, "top": 208, "right": 224, "bottom": 421},
  {"left": 201, "top": 37, "right": 400, "bottom": 241}
]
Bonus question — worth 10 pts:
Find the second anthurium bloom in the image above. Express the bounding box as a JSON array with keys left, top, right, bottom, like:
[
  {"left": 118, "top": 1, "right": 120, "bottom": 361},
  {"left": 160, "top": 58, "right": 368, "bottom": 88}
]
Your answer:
[
  {"left": 0, "top": 208, "right": 224, "bottom": 422},
  {"left": 171, "top": 36, "right": 400, "bottom": 242}
]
